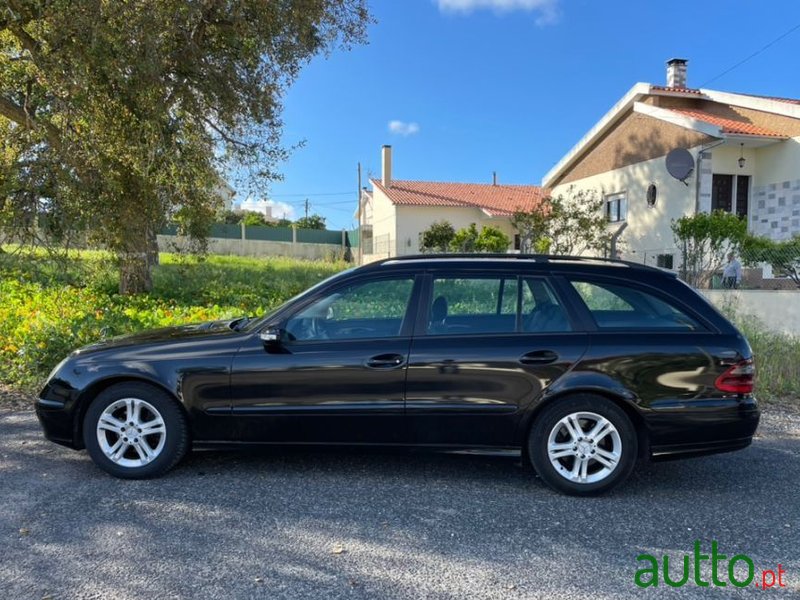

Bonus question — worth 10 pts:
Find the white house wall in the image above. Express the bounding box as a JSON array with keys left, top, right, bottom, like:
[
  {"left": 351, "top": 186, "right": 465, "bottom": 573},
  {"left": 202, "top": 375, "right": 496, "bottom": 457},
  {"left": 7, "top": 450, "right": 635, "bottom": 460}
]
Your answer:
[
  {"left": 367, "top": 186, "right": 398, "bottom": 259},
  {"left": 751, "top": 137, "right": 800, "bottom": 240},
  {"left": 394, "top": 206, "right": 517, "bottom": 254},
  {"left": 550, "top": 149, "right": 705, "bottom": 263}
]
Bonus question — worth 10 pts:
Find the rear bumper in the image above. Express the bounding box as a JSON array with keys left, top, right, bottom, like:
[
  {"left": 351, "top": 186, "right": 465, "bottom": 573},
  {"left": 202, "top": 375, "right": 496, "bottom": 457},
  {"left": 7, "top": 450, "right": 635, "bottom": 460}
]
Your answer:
[
  {"left": 650, "top": 435, "right": 753, "bottom": 461},
  {"left": 645, "top": 396, "right": 759, "bottom": 461}
]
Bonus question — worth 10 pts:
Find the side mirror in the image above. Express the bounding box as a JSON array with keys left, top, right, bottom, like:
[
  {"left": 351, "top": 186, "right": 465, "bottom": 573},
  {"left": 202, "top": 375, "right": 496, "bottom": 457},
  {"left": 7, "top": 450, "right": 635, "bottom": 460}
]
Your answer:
[{"left": 259, "top": 327, "right": 283, "bottom": 345}]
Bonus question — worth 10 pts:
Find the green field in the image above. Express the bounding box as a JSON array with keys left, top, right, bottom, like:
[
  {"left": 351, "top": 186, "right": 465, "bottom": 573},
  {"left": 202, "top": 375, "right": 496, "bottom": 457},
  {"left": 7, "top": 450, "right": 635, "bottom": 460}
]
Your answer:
[{"left": 0, "top": 249, "right": 347, "bottom": 391}]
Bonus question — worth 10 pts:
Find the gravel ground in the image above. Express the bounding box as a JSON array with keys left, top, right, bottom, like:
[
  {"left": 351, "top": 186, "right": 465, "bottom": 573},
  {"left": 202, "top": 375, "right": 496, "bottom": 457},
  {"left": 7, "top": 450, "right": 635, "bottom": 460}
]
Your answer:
[{"left": 0, "top": 405, "right": 798, "bottom": 600}]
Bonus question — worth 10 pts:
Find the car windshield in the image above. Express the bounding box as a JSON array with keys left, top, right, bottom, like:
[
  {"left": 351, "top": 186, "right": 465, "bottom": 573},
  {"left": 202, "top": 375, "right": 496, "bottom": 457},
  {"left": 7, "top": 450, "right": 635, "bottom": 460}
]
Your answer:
[{"left": 240, "top": 268, "right": 357, "bottom": 332}]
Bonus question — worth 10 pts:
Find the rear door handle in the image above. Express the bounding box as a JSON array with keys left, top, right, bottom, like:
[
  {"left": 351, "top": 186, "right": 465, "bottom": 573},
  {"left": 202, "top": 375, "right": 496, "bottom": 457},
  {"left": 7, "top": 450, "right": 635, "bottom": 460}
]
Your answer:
[
  {"left": 519, "top": 350, "right": 559, "bottom": 365},
  {"left": 366, "top": 353, "right": 406, "bottom": 369}
]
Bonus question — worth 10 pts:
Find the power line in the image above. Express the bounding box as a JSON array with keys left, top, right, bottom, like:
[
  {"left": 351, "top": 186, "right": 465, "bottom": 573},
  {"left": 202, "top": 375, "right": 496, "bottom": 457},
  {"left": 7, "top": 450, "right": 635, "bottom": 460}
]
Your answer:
[{"left": 700, "top": 21, "right": 800, "bottom": 87}]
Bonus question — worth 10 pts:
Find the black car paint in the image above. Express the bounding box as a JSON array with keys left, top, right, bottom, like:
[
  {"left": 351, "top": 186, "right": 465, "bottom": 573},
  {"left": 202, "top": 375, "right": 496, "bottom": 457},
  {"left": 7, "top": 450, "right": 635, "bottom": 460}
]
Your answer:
[{"left": 37, "top": 257, "right": 759, "bottom": 459}]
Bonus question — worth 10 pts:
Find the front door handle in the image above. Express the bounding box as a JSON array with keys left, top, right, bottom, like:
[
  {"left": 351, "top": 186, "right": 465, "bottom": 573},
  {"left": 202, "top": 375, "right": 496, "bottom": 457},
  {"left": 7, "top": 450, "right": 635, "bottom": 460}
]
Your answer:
[
  {"left": 519, "top": 350, "right": 559, "bottom": 365},
  {"left": 366, "top": 353, "right": 406, "bottom": 369}
]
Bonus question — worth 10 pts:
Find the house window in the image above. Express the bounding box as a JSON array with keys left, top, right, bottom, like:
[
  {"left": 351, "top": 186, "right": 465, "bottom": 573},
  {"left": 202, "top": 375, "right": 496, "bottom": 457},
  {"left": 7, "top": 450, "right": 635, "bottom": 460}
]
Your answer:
[
  {"left": 736, "top": 175, "right": 750, "bottom": 219},
  {"left": 712, "top": 174, "right": 749, "bottom": 218},
  {"left": 605, "top": 193, "right": 627, "bottom": 223},
  {"left": 656, "top": 254, "right": 674, "bottom": 270}
]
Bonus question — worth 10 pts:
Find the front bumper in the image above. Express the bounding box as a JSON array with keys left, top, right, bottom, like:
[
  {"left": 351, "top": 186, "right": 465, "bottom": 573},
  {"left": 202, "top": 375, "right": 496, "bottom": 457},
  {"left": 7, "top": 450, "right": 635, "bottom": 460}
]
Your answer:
[{"left": 35, "top": 396, "right": 82, "bottom": 449}]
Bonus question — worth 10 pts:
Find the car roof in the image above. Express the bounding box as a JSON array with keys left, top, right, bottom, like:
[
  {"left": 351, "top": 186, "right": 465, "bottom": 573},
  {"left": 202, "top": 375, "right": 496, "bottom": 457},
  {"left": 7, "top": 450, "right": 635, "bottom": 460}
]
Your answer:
[{"left": 358, "top": 254, "right": 677, "bottom": 278}]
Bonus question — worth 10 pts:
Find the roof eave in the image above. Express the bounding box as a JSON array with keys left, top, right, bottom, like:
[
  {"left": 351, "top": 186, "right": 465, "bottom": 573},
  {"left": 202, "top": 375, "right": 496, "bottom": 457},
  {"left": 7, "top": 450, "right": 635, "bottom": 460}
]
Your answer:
[{"left": 700, "top": 89, "right": 800, "bottom": 120}]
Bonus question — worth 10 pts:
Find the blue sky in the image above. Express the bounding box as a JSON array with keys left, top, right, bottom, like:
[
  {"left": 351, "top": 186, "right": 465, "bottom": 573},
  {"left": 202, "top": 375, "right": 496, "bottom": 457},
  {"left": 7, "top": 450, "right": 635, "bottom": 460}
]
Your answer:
[{"left": 241, "top": 0, "right": 800, "bottom": 229}]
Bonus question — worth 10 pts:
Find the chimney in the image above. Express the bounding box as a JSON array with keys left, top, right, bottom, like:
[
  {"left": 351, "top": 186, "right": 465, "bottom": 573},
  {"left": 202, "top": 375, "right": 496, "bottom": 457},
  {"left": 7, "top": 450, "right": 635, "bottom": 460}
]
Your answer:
[
  {"left": 666, "top": 58, "right": 688, "bottom": 89},
  {"left": 492, "top": 171, "right": 497, "bottom": 186},
  {"left": 381, "top": 145, "right": 392, "bottom": 188}
]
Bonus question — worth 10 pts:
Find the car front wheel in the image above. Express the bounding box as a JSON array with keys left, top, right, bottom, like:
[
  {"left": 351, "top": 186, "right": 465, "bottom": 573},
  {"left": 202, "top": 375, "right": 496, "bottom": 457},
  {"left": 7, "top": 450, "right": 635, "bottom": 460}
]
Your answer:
[
  {"left": 83, "top": 382, "right": 189, "bottom": 479},
  {"left": 529, "top": 395, "right": 637, "bottom": 496}
]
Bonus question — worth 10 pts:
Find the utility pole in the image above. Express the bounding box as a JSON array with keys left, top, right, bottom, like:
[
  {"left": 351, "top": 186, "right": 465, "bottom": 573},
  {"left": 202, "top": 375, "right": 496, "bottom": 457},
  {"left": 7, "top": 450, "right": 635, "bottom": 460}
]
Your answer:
[
  {"left": 304, "top": 198, "right": 309, "bottom": 220},
  {"left": 357, "top": 162, "right": 362, "bottom": 265}
]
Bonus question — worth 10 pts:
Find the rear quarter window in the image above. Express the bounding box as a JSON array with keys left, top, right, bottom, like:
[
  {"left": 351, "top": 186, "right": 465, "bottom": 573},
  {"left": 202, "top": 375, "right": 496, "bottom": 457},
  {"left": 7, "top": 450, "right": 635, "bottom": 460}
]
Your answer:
[{"left": 570, "top": 280, "right": 703, "bottom": 331}]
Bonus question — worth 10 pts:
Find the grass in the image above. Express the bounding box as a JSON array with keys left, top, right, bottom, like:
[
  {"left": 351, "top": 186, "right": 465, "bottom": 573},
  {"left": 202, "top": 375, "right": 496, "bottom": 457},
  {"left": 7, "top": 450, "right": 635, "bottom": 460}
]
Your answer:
[{"left": 0, "top": 247, "right": 347, "bottom": 391}]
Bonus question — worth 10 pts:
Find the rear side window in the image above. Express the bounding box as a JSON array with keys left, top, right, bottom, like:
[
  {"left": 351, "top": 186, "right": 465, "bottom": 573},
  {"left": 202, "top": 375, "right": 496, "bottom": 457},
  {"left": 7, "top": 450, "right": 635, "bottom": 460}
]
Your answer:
[
  {"left": 428, "top": 277, "right": 517, "bottom": 335},
  {"left": 570, "top": 280, "right": 702, "bottom": 331},
  {"left": 426, "top": 276, "right": 572, "bottom": 335}
]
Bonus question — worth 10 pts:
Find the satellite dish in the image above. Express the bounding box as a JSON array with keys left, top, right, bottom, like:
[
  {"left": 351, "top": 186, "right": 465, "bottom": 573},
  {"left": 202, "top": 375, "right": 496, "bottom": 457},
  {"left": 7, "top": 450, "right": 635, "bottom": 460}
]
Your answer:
[
  {"left": 646, "top": 184, "right": 657, "bottom": 207},
  {"left": 666, "top": 149, "right": 694, "bottom": 185}
]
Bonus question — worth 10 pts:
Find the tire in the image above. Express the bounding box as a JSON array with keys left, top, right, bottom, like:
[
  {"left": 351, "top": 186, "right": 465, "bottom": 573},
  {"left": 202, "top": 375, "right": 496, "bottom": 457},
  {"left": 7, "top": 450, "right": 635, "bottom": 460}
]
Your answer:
[
  {"left": 83, "top": 382, "right": 189, "bottom": 479},
  {"left": 528, "top": 394, "right": 637, "bottom": 496}
]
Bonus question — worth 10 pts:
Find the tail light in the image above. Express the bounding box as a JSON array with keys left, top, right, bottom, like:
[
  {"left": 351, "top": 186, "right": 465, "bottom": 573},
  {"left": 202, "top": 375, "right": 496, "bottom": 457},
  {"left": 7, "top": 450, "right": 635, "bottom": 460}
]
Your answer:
[{"left": 715, "top": 359, "right": 755, "bottom": 394}]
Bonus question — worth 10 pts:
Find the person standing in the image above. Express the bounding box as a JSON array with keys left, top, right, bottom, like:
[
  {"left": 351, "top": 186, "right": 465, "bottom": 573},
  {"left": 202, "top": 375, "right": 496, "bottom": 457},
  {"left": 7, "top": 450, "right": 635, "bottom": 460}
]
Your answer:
[{"left": 722, "top": 252, "right": 742, "bottom": 289}]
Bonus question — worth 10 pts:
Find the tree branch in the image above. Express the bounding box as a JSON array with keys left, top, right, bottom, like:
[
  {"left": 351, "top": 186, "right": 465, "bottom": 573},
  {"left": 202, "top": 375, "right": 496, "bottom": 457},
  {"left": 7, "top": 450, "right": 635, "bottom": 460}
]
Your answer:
[
  {"left": 0, "top": 95, "right": 62, "bottom": 149},
  {"left": 201, "top": 116, "right": 253, "bottom": 150}
]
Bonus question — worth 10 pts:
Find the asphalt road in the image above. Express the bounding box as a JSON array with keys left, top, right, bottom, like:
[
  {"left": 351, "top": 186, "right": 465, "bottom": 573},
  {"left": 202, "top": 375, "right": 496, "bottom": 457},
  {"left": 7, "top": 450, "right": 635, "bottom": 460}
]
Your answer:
[{"left": 1, "top": 407, "right": 798, "bottom": 600}]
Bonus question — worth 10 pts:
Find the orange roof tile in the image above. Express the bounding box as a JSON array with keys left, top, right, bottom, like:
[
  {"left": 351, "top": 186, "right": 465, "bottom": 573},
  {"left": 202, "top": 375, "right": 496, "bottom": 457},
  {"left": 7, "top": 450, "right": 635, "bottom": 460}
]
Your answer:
[
  {"left": 371, "top": 179, "right": 546, "bottom": 217},
  {"left": 668, "top": 108, "right": 787, "bottom": 137}
]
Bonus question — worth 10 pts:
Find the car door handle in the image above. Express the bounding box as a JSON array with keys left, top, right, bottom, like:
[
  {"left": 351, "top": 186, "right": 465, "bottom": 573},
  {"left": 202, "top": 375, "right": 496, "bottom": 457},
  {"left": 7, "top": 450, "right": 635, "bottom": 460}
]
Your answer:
[
  {"left": 366, "top": 354, "right": 406, "bottom": 369},
  {"left": 519, "top": 350, "right": 559, "bottom": 365}
]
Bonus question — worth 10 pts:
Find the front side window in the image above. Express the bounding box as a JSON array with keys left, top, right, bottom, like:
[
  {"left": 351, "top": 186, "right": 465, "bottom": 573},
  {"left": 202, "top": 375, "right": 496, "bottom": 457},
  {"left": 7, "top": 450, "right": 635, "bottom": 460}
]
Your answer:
[
  {"left": 570, "top": 280, "right": 701, "bottom": 331},
  {"left": 285, "top": 277, "right": 414, "bottom": 341}
]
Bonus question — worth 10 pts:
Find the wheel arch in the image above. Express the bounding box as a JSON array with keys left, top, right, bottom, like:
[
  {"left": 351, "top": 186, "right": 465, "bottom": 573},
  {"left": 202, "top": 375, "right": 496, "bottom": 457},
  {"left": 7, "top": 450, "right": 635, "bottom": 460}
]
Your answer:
[
  {"left": 519, "top": 388, "right": 650, "bottom": 462},
  {"left": 73, "top": 376, "right": 189, "bottom": 449}
]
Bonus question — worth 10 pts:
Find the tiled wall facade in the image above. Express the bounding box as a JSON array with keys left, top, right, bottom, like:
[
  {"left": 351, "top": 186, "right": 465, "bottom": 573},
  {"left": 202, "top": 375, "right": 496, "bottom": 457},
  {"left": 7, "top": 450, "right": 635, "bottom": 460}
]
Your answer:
[{"left": 751, "top": 179, "right": 800, "bottom": 240}]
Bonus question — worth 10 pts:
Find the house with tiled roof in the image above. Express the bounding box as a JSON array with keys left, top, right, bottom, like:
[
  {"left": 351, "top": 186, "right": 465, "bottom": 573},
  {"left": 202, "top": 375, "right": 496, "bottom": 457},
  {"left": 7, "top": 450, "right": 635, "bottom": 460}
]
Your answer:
[
  {"left": 359, "top": 145, "right": 545, "bottom": 260},
  {"left": 543, "top": 58, "right": 800, "bottom": 268}
]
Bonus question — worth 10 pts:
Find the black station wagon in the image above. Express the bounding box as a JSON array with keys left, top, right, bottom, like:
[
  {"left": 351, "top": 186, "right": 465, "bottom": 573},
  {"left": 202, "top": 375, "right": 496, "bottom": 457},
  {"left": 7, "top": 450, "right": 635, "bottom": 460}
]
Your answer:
[{"left": 36, "top": 255, "right": 760, "bottom": 495}]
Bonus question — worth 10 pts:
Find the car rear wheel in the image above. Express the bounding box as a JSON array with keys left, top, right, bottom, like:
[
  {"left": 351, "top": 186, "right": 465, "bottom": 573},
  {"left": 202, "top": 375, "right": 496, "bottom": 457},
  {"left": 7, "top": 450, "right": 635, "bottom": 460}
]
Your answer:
[
  {"left": 529, "top": 395, "right": 637, "bottom": 496},
  {"left": 83, "top": 382, "right": 189, "bottom": 479}
]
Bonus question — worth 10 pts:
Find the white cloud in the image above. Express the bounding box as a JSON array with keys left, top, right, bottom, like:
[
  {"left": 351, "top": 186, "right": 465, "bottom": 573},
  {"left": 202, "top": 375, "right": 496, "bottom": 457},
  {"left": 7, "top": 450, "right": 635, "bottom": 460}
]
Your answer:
[
  {"left": 237, "top": 198, "right": 295, "bottom": 220},
  {"left": 388, "top": 120, "right": 421, "bottom": 136},
  {"left": 435, "top": 0, "right": 560, "bottom": 24}
]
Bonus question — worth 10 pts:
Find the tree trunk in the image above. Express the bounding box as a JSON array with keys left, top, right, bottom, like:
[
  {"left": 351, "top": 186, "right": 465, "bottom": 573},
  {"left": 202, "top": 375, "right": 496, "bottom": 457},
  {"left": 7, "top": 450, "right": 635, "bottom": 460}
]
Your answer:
[
  {"left": 119, "top": 251, "right": 153, "bottom": 294},
  {"left": 146, "top": 225, "right": 160, "bottom": 267}
]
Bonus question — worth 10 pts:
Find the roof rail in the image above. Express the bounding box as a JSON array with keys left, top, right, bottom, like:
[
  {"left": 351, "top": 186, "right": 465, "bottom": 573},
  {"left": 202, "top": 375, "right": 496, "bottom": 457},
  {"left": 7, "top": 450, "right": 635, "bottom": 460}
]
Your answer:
[{"left": 366, "top": 253, "right": 665, "bottom": 272}]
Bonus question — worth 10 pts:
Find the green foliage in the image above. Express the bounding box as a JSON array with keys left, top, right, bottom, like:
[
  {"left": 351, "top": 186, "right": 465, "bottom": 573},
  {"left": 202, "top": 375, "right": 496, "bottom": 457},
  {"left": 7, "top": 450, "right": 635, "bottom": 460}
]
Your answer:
[
  {"left": 241, "top": 211, "right": 269, "bottom": 227},
  {"left": 294, "top": 214, "right": 327, "bottom": 230},
  {"left": 512, "top": 188, "right": 611, "bottom": 256},
  {"left": 0, "top": 1, "right": 371, "bottom": 293},
  {"left": 0, "top": 248, "right": 346, "bottom": 391},
  {"left": 547, "top": 190, "right": 612, "bottom": 256},
  {"left": 475, "top": 225, "right": 510, "bottom": 252},
  {"left": 450, "top": 223, "right": 480, "bottom": 252},
  {"left": 419, "top": 220, "right": 456, "bottom": 253},
  {"left": 672, "top": 210, "right": 748, "bottom": 288},
  {"left": 511, "top": 207, "right": 549, "bottom": 253},
  {"left": 741, "top": 235, "right": 800, "bottom": 288},
  {"left": 219, "top": 210, "right": 243, "bottom": 225},
  {"left": 715, "top": 301, "right": 800, "bottom": 401}
]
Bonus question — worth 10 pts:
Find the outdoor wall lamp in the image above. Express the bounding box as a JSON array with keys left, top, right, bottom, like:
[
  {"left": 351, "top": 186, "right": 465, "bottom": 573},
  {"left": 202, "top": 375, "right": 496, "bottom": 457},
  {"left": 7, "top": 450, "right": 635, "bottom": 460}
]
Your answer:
[{"left": 738, "top": 143, "right": 746, "bottom": 169}]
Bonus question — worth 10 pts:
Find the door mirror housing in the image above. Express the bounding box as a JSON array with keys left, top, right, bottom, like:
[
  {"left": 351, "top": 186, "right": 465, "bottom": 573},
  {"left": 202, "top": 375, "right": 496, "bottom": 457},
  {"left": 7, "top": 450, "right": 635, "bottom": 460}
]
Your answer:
[{"left": 259, "top": 327, "right": 283, "bottom": 345}]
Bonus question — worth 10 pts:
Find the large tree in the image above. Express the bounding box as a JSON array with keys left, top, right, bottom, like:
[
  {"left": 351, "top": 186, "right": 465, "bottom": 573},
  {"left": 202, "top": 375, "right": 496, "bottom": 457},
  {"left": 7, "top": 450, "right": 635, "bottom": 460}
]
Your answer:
[{"left": 0, "top": 0, "right": 370, "bottom": 292}]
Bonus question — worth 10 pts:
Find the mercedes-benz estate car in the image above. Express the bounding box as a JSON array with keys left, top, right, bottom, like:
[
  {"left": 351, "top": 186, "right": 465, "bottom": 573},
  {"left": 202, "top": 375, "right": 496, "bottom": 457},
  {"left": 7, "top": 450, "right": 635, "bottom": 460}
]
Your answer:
[{"left": 36, "top": 254, "right": 759, "bottom": 495}]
